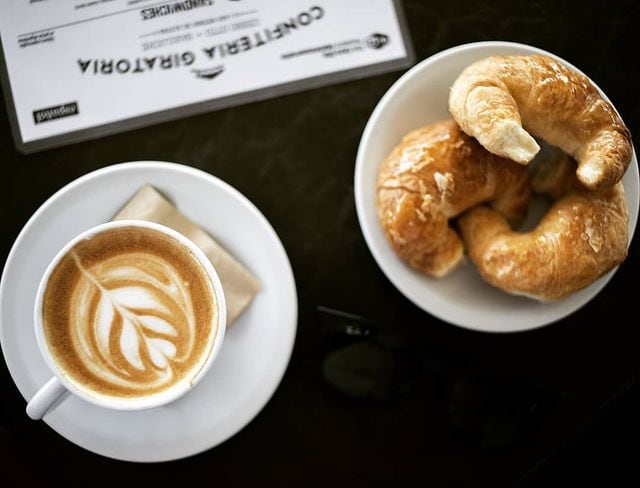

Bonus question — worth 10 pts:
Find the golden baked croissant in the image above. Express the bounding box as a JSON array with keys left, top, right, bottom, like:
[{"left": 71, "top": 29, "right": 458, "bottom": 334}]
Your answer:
[
  {"left": 458, "top": 155, "right": 628, "bottom": 300},
  {"left": 449, "top": 55, "right": 632, "bottom": 190},
  {"left": 377, "top": 119, "right": 531, "bottom": 277}
]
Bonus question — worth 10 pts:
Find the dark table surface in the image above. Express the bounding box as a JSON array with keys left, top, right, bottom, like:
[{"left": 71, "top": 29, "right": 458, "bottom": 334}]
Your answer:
[{"left": 2, "top": 1, "right": 640, "bottom": 486}]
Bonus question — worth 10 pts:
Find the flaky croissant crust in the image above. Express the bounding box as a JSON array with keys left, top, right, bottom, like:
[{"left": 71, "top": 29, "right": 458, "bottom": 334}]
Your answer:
[
  {"left": 449, "top": 55, "right": 632, "bottom": 190},
  {"left": 376, "top": 119, "right": 531, "bottom": 277},
  {"left": 459, "top": 156, "right": 628, "bottom": 300}
]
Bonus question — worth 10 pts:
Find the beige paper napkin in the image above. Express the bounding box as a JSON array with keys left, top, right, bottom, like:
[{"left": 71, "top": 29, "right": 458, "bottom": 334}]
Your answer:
[{"left": 113, "top": 185, "right": 261, "bottom": 326}]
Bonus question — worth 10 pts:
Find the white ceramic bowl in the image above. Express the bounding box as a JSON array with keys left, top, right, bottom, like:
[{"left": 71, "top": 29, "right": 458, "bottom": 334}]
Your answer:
[{"left": 354, "top": 41, "right": 639, "bottom": 333}]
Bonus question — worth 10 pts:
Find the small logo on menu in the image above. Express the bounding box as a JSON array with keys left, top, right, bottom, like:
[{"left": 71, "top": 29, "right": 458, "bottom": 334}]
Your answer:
[
  {"left": 192, "top": 65, "right": 225, "bottom": 80},
  {"left": 366, "top": 33, "right": 389, "bottom": 50},
  {"left": 33, "top": 102, "right": 79, "bottom": 124}
]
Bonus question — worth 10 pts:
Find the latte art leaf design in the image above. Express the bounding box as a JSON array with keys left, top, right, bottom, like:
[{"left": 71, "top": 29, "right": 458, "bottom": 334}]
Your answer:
[{"left": 69, "top": 252, "right": 197, "bottom": 390}]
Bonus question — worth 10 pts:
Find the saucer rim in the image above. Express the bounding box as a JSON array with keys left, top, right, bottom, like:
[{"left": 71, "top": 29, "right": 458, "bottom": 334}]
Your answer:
[{"left": 0, "top": 161, "right": 298, "bottom": 462}]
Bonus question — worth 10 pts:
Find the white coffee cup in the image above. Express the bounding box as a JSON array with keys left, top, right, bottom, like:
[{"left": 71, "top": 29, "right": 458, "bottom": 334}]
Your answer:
[{"left": 26, "top": 220, "right": 227, "bottom": 420}]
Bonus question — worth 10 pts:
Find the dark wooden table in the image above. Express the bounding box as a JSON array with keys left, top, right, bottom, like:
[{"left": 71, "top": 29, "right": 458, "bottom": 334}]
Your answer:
[{"left": 2, "top": 1, "right": 639, "bottom": 486}]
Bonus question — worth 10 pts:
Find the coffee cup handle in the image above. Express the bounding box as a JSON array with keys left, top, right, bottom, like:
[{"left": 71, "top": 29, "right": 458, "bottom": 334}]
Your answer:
[{"left": 26, "top": 377, "right": 68, "bottom": 420}]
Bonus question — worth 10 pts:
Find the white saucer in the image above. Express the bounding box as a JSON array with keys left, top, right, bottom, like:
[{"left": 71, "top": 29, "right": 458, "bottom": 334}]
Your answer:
[
  {"left": 0, "top": 162, "right": 298, "bottom": 462},
  {"left": 355, "top": 41, "right": 639, "bottom": 333}
]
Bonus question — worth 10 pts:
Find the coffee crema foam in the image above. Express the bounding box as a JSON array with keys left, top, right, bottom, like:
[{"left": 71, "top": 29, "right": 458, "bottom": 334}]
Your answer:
[{"left": 42, "top": 226, "right": 218, "bottom": 398}]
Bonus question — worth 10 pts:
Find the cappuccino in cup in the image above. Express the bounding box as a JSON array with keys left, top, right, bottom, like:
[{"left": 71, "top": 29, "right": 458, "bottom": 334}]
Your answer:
[{"left": 37, "top": 223, "right": 223, "bottom": 405}]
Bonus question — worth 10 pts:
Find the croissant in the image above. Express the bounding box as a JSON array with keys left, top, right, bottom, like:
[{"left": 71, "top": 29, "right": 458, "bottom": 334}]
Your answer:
[
  {"left": 449, "top": 55, "right": 632, "bottom": 190},
  {"left": 458, "top": 155, "right": 628, "bottom": 300},
  {"left": 377, "top": 119, "right": 531, "bottom": 277}
]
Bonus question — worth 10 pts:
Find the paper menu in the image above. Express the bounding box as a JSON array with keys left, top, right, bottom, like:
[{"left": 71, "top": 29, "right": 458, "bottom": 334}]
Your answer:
[{"left": 0, "top": 0, "right": 413, "bottom": 153}]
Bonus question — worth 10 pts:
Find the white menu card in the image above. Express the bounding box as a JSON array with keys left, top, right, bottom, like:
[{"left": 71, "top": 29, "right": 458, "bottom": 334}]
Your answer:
[{"left": 0, "top": 0, "right": 413, "bottom": 152}]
